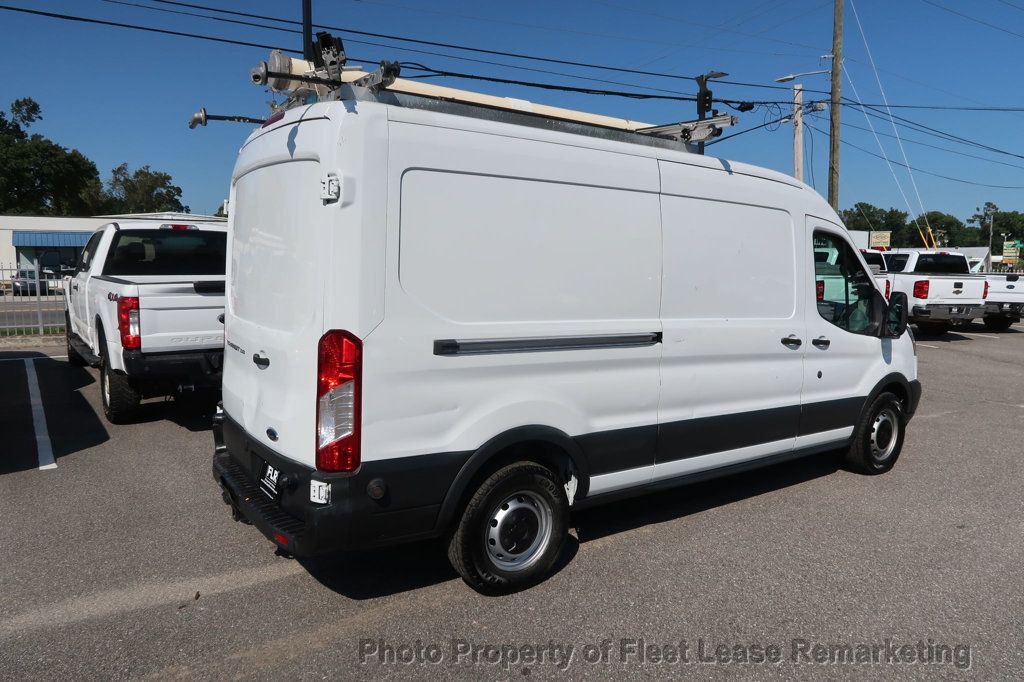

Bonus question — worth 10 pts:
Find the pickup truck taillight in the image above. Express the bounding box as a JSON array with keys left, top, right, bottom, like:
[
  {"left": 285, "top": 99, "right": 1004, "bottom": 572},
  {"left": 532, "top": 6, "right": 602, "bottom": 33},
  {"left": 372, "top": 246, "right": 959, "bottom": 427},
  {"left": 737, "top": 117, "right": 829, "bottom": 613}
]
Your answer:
[
  {"left": 816, "top": 280, "right": 825, "bottom": 302},
  {"left": 884, "top": 280, "right": 891, "bottom": 299},
  {"left": 316, "top": 330, "right": 361, "bottom": 472},
  {"left": 983, "top": 281, "right": 989, "bottom": 299},
  {"left": 912, "top": 280, "right": 929, "bottom": 299},
  {"left": 117, "top": 296, "right": 141, "bottom": 350}
]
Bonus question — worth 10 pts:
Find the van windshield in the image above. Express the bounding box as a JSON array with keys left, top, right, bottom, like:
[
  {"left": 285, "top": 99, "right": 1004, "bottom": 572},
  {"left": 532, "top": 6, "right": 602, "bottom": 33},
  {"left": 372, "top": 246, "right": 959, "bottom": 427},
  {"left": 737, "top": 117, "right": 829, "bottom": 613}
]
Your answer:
[
  {"left": 913, "top": 254, "right": 969, "bottom": 274},
  {"left": 104, "top": 230, "right": 226, "bottom": 276}
]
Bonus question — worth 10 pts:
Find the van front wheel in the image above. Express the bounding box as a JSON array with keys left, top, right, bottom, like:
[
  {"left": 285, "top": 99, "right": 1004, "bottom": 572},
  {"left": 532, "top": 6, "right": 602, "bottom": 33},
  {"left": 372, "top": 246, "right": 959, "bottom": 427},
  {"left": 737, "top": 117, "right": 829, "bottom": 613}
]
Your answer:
[
  {"left": 844, "top": 391, "right": 906, "bottom": 475},
  {"left": 447, "top": 461, "right": 569, "bottom": 593}
]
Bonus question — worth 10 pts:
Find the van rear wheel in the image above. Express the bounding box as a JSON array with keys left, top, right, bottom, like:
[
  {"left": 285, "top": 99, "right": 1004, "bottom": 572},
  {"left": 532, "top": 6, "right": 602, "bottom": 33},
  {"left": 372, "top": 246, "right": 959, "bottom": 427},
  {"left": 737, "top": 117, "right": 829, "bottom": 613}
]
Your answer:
[
  {"left": 844, "top": 391, "right": 906, "bottom": 475},
  {"left": 447, "top": 461, "right": 569, "bottom": 593}
]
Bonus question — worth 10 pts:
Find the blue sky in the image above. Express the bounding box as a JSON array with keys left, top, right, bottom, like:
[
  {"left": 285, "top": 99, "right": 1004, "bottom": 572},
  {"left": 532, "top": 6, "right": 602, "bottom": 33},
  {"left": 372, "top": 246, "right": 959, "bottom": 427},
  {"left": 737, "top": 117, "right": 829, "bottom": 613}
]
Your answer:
[{"left": 2, "top": 0, "right": 1023, "bottom": 220}]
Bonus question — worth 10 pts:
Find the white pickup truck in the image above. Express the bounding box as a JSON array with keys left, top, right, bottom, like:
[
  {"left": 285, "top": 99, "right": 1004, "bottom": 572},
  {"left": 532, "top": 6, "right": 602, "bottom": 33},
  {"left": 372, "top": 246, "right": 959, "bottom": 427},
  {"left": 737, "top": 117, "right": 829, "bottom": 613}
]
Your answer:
[
  {"left": 976, "top": 272, "right": 1024, "bottom": 331},
  {"left": 880, "top": 251, "right": 986, "bottom": 335},
  {"left": 63, "top": 220, "right": 227, "bottom": 422}
]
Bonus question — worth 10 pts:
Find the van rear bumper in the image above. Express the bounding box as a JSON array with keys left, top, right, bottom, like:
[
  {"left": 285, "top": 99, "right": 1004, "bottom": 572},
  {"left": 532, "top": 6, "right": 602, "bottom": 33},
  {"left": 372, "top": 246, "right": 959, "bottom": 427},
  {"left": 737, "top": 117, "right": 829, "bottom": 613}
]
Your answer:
[{"left": 212, "top": 408, "right": 470, "bottom": 555}]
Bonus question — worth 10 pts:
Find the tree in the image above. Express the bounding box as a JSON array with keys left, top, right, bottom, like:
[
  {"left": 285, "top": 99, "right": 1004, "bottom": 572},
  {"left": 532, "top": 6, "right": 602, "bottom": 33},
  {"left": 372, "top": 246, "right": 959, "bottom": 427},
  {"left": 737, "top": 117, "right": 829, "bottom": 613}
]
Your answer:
[
  {"left": 102, "top": 163, "right": 189, "bottom": 214},
  {"left": 0, "top": 97, "right": 105, "bottom": 215}
]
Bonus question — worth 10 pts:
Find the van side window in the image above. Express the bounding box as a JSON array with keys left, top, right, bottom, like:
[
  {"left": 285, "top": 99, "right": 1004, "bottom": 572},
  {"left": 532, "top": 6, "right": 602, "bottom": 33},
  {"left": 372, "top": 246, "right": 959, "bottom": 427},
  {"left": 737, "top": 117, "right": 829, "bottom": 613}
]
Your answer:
[{"left": 813, "top": 231, "right": 877, "bottom": 335}]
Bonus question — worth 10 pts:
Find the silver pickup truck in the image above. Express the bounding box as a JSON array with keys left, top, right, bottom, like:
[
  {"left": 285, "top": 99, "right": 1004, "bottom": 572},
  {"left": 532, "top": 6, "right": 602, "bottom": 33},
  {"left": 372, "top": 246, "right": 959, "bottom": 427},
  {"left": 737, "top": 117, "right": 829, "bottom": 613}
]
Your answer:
[{"left": 64, "top": 220, "right": 227, "bottom": 423}]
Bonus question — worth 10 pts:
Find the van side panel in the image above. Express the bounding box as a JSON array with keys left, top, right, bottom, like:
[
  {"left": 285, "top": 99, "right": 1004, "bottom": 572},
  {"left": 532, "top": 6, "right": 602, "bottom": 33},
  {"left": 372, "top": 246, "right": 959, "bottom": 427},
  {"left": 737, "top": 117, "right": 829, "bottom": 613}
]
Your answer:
[
  {"left": 362, "top": 117, "right": 662, "bottom": 496},
  {"left": 654, "top": 160, "right": 806, "bottom": 482}
]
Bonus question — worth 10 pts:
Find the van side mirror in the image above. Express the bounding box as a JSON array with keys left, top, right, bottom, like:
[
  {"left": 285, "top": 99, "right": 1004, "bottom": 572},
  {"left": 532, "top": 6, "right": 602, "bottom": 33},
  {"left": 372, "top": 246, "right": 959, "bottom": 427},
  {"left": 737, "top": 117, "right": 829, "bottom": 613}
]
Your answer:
[{"left": 882, "top": 291, "right": 909, "bottom": 338}]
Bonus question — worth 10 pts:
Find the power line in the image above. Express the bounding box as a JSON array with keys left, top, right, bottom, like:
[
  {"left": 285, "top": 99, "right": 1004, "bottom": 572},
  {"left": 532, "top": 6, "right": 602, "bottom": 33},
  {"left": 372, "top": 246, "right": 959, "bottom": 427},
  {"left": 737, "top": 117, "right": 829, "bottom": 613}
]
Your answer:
[
  {"left": 127, "top": 0, "right": 1024, "bottom": 109},
  {"left": 919, "top": 0, "right": 1024, "bottom": 40},
  {"left": 703, "top": 113, "right": 792, "bottom": 146},
  {"left": 808, "top": 123, "right": 1024, "bottom": 189},
  {"left": 0, "top": 4, "right": 305, "bottom": 55},
  {"left": 100, "top": 0, "right": 702, "bottom": 98},
  {"left": 849, "top": 0, "right": 933, "bottom": 243},
  {"left": 842, "top": 118, "right": 1024, "bottom": 171}
]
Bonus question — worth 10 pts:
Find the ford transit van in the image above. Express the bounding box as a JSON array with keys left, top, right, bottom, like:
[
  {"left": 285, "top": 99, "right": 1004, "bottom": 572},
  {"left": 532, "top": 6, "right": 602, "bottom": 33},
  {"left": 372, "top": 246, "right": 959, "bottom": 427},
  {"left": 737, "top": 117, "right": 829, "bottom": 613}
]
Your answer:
[{"left": 213, "top": 73, "right": 920, "bottom": 593}]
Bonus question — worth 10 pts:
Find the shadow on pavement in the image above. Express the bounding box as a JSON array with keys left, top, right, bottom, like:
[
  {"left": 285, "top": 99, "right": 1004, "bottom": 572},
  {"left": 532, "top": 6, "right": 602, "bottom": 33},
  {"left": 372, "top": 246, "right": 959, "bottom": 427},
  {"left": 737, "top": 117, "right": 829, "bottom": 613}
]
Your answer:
[
  {"left": 298, "top": 453, "right": 838, "bottom": 600},
  {"left": 0, "top": 351, "right": 109, "bottom": 475},
  {"left": 128, "top": 392, "right": 219, "bottom": 432}
]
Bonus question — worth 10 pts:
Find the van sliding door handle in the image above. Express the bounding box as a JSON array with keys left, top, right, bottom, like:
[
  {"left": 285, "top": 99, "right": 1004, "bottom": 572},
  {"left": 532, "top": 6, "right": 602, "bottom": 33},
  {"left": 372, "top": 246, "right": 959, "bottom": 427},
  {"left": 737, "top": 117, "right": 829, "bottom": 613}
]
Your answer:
[
  {"left": 252, "top": 354, "right": 270, "bottom": 369},
  {"left": 780, "top": 336, "right": 802, "bottom": 349},
  {"left": 812, "top": 337, "right": 831, "bottom": 349}
]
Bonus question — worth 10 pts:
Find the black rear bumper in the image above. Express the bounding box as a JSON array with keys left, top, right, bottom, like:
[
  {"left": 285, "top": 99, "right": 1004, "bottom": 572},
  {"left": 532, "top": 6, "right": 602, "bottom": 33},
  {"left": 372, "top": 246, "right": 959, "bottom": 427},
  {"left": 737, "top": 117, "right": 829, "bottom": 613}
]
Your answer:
[
  {"left": 122, "top": 348, "right": 223, "bottom": 387},
  {"left": 211, "top": 409, "right": 470, "bottom": 556}
]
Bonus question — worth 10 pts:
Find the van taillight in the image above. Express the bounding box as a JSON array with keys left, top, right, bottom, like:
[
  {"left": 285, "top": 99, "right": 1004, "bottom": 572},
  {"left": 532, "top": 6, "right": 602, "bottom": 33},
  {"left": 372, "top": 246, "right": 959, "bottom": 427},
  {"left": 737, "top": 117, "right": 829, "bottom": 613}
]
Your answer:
[
  {"left": 984, "top": 281, "right": 989, "bottom": 299},
  {"left": 117, "top": 297, "right": 141, "bottom": 349},
  {"left": 884, "top": 279, "right": 891, "bottom": 299},
  {"left": 912, "top": 280, "right": 929, "bottom": 299},
  {"left": 316, "top": 330, "right": 362, "bottom": 472},
  {"left": 816, "top": 280, "right": 825, "bottom": 302}
]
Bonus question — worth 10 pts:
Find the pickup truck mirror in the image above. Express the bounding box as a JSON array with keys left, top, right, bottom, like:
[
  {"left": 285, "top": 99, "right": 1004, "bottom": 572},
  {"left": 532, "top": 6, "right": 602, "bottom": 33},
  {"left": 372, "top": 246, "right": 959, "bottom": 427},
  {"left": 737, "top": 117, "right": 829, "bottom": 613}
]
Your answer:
[{"left": 882, "top": 291, "right": 909, "bottom": 338}]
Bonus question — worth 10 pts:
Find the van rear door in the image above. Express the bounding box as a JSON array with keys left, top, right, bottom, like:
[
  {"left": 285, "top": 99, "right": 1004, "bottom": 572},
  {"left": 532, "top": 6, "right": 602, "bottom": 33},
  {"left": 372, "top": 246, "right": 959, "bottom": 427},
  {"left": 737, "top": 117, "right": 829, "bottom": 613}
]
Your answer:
[{"left": 223, "top": 156, "right": 329, "bottom": 469}]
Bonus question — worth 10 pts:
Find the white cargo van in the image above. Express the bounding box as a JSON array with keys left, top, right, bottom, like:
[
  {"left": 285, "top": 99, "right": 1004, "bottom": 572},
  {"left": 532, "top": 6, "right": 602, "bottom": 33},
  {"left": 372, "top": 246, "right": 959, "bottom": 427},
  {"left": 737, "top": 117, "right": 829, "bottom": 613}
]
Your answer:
[{"left": 213, "top": 67, "right": 920, "bottom": 592}]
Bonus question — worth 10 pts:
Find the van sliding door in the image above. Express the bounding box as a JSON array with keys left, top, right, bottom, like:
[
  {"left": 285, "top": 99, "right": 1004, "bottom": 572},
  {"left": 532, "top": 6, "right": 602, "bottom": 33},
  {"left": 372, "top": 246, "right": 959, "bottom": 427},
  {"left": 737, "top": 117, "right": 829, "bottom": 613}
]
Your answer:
[{"left": 654, "top": 163, "right": 807, "bottom": 481}]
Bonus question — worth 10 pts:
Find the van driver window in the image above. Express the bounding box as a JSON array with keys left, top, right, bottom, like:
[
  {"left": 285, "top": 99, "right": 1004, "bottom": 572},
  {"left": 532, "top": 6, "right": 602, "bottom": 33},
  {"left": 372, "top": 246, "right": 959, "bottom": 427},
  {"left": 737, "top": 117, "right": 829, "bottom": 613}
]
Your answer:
[{"left": 813, "top": 232, "right": 877, "bottom": 335}]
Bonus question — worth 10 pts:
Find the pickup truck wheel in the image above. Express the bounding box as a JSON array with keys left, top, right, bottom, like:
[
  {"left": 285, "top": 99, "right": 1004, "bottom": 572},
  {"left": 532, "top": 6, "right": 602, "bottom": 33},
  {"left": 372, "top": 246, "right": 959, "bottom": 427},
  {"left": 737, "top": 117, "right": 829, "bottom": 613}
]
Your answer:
[
  {"left": 844, "top": 391, "right": 906, "bottom": 475},
  {"left": 65, "top": 313, "right": 86, "bottom": 367},
  {"left": 915, "top": 322, "right": 949, "bottom": 336},
  {"left": 982, "top": 315, "right": 1014, "bottom": 332},
  {"left": 447, "top": 462, "right": 569, "bottom": 594},
  {"left": 100, "top": 353, "right": 141, "bottom": 424}
]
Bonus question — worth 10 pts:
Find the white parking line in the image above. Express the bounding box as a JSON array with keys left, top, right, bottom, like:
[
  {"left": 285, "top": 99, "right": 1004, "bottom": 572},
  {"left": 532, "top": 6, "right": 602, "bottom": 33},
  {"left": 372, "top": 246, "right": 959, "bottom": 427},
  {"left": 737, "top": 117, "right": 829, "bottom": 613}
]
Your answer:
[
  {"left": 918, "top": 343, "right": 940, "bottom": 349},
  {"left": 959, "top": 333, "right": 996, "bottom": 339},
  {"left": 22, "top": 359, "right": 56, "bottom": 470}
]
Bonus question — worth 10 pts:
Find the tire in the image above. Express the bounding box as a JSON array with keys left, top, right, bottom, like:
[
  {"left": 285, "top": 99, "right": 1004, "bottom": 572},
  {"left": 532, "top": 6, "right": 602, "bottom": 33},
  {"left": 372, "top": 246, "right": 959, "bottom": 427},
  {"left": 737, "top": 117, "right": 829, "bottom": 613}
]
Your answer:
[
  {"left": 65, "top": 312, "right": 87, "bottom": 367},
  {"left": 447, "top": 461, "right": 569, "bottom": 593},
  {"left": 844, "top": 391, "right": 906, "bottom": 475},
  {"left": 915, "top": 321, "right": 949, "bottom": 336},
  {"left": 983, "top": 315, "right": 1014, "bottom": 332},
  {"left": 100, "top": 344, "right": 140, "bottom": 424}
]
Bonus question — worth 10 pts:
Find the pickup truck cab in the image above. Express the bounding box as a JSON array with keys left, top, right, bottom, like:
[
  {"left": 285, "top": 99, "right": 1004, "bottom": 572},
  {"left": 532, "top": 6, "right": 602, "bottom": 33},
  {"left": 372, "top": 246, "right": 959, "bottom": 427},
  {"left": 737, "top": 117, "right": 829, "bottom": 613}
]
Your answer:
[
  {"left": 978, "top": 272, "right": 1024, "bottom": 331},
  {"left": 883, "top": 251, "right": 986, "bottom": 335},
  {"left": 64, "top": 221, "right": 227, "bottom": 422},
  {"left": 860, "top": 249, "right": 892, "bottom": 299}
]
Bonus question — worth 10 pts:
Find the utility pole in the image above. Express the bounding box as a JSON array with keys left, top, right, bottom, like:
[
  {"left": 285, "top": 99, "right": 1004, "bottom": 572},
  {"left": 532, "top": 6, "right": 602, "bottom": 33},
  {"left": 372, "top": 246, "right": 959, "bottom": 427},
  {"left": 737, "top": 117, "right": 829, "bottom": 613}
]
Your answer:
[
  {"left": 828, "top": 0, "right": 843, "bottom": 210},
  {"left": 696, "top": 74, "right": 711, "bottom": 155},
  {"left": 987, "top": 212, "right": 996, "bottom": 271},
  {"left": 302, "top": 0, "right": 314, "bottom": 61},
  {"left": 792, "top": 84, "right": 804, "bottom": 182}
]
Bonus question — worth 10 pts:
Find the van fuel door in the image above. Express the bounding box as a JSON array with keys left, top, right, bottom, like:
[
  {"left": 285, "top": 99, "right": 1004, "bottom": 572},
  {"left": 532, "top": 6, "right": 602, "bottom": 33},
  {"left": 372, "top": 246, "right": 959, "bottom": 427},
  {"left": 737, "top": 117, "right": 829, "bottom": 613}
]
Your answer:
[{"left": 320, "top": 172, "right": 342, "bottom": 204}]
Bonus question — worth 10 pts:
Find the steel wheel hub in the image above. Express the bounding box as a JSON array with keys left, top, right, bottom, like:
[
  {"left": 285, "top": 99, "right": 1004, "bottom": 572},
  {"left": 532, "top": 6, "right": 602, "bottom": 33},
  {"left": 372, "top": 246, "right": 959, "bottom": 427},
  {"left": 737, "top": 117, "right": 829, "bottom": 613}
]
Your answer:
[
  {"left": 484, "top": 490, "right": 552, "bottom": 572},
  {"left": 870, "top": 407, "right": 899, "bottom": 463}
]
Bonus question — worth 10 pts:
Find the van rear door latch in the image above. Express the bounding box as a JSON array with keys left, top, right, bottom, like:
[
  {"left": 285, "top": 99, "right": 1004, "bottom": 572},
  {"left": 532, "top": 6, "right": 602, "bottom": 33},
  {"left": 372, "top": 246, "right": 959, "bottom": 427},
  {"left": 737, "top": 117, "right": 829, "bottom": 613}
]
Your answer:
[{"left": 320, "top": 172, "right": 342, "bottom": 204}]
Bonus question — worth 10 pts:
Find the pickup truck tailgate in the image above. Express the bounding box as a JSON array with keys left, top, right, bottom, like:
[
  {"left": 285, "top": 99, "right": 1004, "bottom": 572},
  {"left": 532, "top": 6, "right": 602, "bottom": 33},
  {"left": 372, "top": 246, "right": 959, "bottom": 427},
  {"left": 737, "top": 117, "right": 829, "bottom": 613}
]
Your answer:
[
  {"left": 138, "top": 280, "right": 225, "bottom": 353},
  {"left": 987, "top": 273, "right": 1024, "bottom": 304},
  {"left": 919, "top": 275, "right": 984, "bottom": 305}
]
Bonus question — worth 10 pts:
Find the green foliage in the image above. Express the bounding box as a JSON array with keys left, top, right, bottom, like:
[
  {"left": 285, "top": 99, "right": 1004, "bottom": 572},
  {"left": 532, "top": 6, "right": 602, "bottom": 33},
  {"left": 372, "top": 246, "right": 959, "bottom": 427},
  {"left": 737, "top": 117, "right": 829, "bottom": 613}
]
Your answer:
[
  {"left": 0, "top": 97, "right": 188, "bottom": 217},
  {"left": 842, "top": 201, "right": 1024, "bottom": 250},
  {"left": 103, "top": 163, "right": 188, "bottom": 214}
]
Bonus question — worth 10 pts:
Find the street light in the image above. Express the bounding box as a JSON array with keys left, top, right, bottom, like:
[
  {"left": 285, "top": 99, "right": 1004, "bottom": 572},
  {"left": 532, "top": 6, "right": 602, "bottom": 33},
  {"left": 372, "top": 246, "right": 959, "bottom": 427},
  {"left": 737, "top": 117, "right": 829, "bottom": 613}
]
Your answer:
[
  {"left": 774, "top": 69, "right": 831, "bottom": 83},
  {"left": 774, "top": 68, "right": 830, "bottom": 183}
]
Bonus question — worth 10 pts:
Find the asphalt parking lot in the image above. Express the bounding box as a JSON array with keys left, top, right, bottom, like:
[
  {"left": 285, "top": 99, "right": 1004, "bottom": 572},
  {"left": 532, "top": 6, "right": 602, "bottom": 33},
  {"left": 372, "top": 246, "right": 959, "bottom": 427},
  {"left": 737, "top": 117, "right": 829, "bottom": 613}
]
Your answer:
[{"left": 1, "top": 326, "right": 1022, "bottom": 679}]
